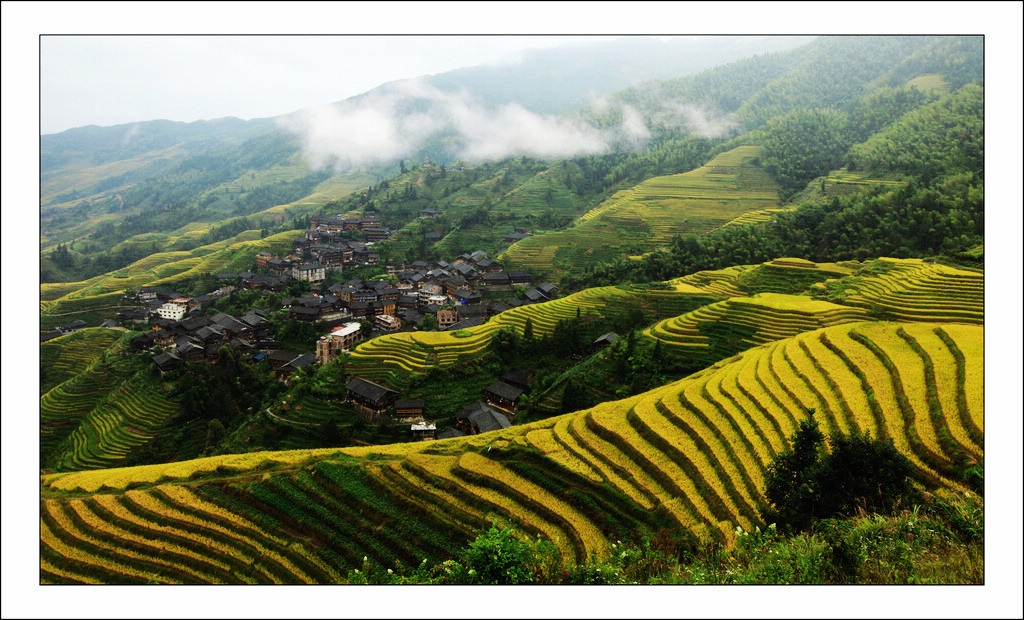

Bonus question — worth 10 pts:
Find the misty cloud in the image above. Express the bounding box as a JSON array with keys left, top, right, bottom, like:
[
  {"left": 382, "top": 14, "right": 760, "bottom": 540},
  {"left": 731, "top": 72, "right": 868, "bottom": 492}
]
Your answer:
[
  {"left": 671, "top": 102, "right": 740, "bottom": 139},
  {"left": 121, "top": 123, "right": 141, "bottom": 148},
  {"left": 279, "top": 77, "right": 736, "bottom": 171},
  {"left": 279, "top": 78, "right": 655, "bottom": 171}
]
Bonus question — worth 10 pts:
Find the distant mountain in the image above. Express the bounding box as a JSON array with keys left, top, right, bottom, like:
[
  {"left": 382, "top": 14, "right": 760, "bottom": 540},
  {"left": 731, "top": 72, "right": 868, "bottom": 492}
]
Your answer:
[{"left": 424, "top": 36, "right": 814, "bottom": 115}]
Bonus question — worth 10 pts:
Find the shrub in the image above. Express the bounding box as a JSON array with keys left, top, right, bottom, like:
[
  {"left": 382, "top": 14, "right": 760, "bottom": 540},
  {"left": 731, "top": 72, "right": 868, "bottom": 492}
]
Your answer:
[
  {"left": 762, "top": 411, "right": 916, "bottom": 532},
  {"left": 462, "top": 525, "right": 536, "bottom": 584}
]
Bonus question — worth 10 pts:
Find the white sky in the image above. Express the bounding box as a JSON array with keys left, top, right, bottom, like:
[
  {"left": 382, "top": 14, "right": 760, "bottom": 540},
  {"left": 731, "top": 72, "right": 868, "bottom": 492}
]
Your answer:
[
  {"left": 40, "top": 34, "right": 622, "bottom": 134},
  {"left": 3, "top": 2, "right": 1023, "bottom": 619}
]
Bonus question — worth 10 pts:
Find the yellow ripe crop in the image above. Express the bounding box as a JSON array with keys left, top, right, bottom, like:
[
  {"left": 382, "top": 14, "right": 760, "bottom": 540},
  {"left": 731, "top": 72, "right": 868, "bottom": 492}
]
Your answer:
[
  {"left": 856, "top": 326, "right": 945, "bottom": 459},
  {"left": 459, "top": 452, "right": 610, "bottom": 558},
  {"left": 79, "top": 496, "right": 230, "bottom": 579},
  {"left": 800, "top": 333, "right": 878, "bottom": 437},
  {"left": 938, "top": 324, "right": 984, "bottom": 435},
  {"left": 44, "top": 500, "right": 187, "bottom": 583},
  {"left": 588, "top": 405, "right": 712, "bottom": 529},
  {"left": 637, "top": 392, "right": 757, "bottom": 519},
  {"left": 526, "top": 428, "right": 603, "bottom": 483},
  {"left": 901, "top": 326, "right": 981, "bottom": 459},
  {"left": 125, "top": 490, "right": 284, "bottom": 581},
  {"left": 397, "top": 457, "right": 486, "bottom": 521},
  {"left": 41, "top": 514, "right": 178, "bottom": 584}
]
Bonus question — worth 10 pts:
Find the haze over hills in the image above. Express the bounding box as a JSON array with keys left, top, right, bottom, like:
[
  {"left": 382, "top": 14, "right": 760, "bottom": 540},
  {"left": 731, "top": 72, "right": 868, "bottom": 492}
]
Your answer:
[{"left": 35, "top": 34, "right": 991, "bottom": 587}]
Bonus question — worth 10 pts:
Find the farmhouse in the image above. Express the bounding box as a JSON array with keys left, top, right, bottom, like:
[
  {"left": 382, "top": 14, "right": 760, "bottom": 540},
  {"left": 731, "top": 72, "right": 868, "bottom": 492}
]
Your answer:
[
  {"left": 394, "top": 399, "right": 426, "bottom": 424},
  {"left": 292, "top": 262, "right": 326, "bottom": 283},
  {"left": 454, "top": 401, "right": 512, "bottom": 435},
  {"left": 410, "top": 422, "right": 437, "bottom": 441},
  {"left": 151, "top": 351, "right": 183, "bottom": 374},
  {"left": 436, "top": 310, "right": 458, "bottom": 329},
  {"left": 346, "top": 377, "right": 399, "bottom": 421},
  {"left": 375, "top": 314, "right": 401, "bottom": 333},
  {"left": 483, "top": 380, "right": 524, "bottom": 413},
  {"left": 157, "top": 302, "right": 187, "bottom": 322},
  {"left": 501, "top": 367, "right": 535, "bottom": 393}
]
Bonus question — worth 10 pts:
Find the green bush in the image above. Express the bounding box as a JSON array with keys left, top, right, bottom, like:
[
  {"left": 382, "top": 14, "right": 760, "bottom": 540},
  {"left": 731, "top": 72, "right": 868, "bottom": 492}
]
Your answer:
[{"left": 762, "top": 411, "right": 916, "bottom": 532}]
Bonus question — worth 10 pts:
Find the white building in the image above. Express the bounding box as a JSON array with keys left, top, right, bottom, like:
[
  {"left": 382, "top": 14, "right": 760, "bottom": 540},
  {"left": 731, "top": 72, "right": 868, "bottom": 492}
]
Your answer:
[
  {"left": 157, "top": 302, "right": 187, "bottom": 321},
  {"left": 292, "top": 262, "right": 326, "bottom": 283},
  {"left": 316, "top": 322, "right": 362, "bottom": 364}
]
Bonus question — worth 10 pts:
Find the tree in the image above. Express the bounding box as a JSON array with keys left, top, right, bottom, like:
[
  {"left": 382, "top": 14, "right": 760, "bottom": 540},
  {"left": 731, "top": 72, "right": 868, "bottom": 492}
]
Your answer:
[
  {"left": 462, "top": 525, "right": 534, "bottom": 585},
  {"left": 761, "top": 412, "right": 826, "bottom": 532},
  {"left": 419, "top": 313, "right": 438, "bottom": 331},
  {"left": 762, "top": 411, "right": 916, "bottom": 532},
  {"left": 204, "top": 418, "right": 226, "bottom": 453},
  {"left": 359, "top": 320, "right": 374, "bottom": 339}
]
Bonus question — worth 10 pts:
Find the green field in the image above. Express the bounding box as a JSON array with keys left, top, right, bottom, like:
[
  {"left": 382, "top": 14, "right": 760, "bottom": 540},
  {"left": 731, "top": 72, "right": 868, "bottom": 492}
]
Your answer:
[{"left": 500, "top": 146, "right": 781, "bottom": 276}]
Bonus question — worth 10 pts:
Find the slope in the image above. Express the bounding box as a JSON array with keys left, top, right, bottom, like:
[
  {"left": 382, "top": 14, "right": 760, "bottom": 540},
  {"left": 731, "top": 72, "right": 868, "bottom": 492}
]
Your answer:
[
  {"left": 500, "top": 145, "right": 781, "bottom": 276},
  {"left": 40, "top": 321, "right": 982, "bottom": 583}
]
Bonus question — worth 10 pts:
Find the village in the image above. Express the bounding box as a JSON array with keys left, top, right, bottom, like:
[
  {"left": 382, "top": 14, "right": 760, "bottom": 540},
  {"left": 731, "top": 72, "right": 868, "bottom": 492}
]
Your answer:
[{"left": 55, "top": 211, "right": 559, "bottom": 443}]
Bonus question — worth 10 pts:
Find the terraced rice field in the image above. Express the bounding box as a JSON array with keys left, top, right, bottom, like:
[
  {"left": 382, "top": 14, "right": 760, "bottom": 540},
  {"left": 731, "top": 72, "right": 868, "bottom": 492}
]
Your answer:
[
  {"left": 345, "top": 284, "right": 720, "bottom": 388},
  {"left": 40, "top": 230, "right": 300, "bottom": 326},
  {"left": 821, "top": 258, "right": 983, "bottom": 324},
  {"left": 41, "top": 353, "right": 181, "bottom": 472},
  {"left": 40, "top": 328, "right": 124, "bottom": 395},
  {"left": 644, "top": 293, "right": 870, "bottom": 364},
  {"left": 40, "top": 321, "right": 982, "bottom": 583},
  {"left": 501, "top": 145, "right": 782, "bottom": 275}
]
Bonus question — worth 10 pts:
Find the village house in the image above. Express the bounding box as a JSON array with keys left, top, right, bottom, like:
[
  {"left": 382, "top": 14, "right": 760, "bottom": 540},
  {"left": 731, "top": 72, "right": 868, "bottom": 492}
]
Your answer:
[
  {"left": 346, "top": 377, "right": 399, "bottom": 422},
  {"left": 393, "top": 399, "right": 426, "bottom": 424},
  {"left": 436, "top": 309, "right": 458, "bottom": 329},
  {"left": 452, "top": 401, "right": 512, "bottom": 435},
  {"left": 315, "top": 322, "right": 362, "bottom": 364},
  {"left": 254, "top": 252, "right": 277, "bottom": 270},
  {"left": 501, "top": 367, "right": 536, "bottom": 394},
  {"left": 483, "top": 380, "right": 524, "bottom": 414},
  {"left": 593, "top": 332, "right": 619, "bottom": 349},
  {"left": 157, "top": 302, "right": 187, "bottom": 322},
  {"left": 375, "top": 314, "right": 401, "bottom": 333},
  {"left": 151, "top": 351, "right": 183, "bottom": 374},
  {"left": 410, "top": 421, "right": 437, "bottom": 441},
  {"left": 292, "top": 262, "right": 326, "bottom": 283}
]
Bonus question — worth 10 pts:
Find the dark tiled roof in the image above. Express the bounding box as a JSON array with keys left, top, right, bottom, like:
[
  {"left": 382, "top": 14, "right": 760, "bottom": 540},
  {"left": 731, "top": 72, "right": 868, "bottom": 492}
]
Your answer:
[
  {"left": 152, "top": 351, "right": 183, "bottom": 369},
  {"left": 484, "top": 381, "right": 524, "bottom": 402},
  {"left": 395, "top": 399, "right": 425, "bottom": 410},
  {"left": 346, "top": 377, "right": 398, "bottom": 405},
  {"left": 437, "top": 427, "right": 466, "bottom": 440},
  {"left": 458, "top": 401, "right": 511, "bottom": 433},
  {"left": 501, "top": 368, "right": 535, "bottom": 391}
]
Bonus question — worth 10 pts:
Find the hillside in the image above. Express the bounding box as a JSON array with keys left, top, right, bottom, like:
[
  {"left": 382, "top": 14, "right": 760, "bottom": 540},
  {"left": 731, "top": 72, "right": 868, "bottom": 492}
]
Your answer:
[
  {"left": 501, "top": 145, "right": 781, "bottom": 276},
  {"left": 39, "top": 320, "right": 982, "bottom": 583}
]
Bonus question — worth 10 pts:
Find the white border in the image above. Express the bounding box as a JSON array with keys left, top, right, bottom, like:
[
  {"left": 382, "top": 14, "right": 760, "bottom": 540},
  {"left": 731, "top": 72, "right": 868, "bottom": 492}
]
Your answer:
[{"left": 4, "top": 2, "right": 1022, "bottom": 619}]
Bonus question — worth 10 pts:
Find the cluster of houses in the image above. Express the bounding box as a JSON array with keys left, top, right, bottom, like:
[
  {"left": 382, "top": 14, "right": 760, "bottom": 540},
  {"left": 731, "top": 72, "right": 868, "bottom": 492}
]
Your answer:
[
  {"left": 130, "top": 308, "right": 316, "bottom": 378},
  {"left": 288, "top": 213, "right": 396, "bottom": 273},
  {"left": 342, "top": 366, "right": 535, "bottom": 441},
  {"left": 301, "top": 258, "right": 558, "bottom": 365}
]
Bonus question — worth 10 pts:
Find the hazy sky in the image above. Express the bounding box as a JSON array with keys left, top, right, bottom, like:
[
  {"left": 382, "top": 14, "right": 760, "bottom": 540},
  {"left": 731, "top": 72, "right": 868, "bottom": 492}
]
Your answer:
[{"left": 41, "top": 35, "right": 623, "bottom": 134}]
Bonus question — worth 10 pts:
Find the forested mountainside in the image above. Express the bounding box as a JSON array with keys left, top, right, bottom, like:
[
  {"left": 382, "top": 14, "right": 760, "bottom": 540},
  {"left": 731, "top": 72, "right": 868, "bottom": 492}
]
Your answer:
[{"left": 39, "top": 35, "right": 987, "bottom": 585}]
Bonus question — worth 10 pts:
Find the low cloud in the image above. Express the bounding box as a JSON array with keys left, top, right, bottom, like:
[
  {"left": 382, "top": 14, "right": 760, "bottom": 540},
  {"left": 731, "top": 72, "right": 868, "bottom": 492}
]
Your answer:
[
  {"left": 279, "top": 77, "right": 733, "bottom": 171},
  {"left": 121, "top": 123, "right": 141, "bottom": 148}
]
